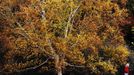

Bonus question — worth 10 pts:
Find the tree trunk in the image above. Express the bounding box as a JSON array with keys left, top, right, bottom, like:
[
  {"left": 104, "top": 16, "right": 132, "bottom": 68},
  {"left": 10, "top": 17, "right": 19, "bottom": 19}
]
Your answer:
[
  {"left": 55, "top": 55, "right": 63, "bottom": 75},
  {"left": 58, "top": 69, "right": 62, "bottom": 75}
]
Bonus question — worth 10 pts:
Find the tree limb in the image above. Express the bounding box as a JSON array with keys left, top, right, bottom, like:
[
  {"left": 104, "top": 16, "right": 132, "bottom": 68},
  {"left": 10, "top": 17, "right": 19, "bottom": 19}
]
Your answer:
[
  {"left": 65, "top": 4, "right": 81, "bottom": 38},
  {"left": 0, "top": 57, "right": 50, "bottom": 74},
  {"left": 16, "top": 22, "right": 53, "bottom": 57},
  {"left": 15, "top": 58, "right": 50, "bottom": 72},
  {"left": 65, "top": 62, "right": 85, "bottom": 68}
]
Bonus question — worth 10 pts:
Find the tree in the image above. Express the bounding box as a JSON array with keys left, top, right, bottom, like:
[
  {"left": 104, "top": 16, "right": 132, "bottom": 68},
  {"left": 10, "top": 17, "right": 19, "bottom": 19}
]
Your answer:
[{"left": 0, "top": 0, "right": 129, "bottom": 75}]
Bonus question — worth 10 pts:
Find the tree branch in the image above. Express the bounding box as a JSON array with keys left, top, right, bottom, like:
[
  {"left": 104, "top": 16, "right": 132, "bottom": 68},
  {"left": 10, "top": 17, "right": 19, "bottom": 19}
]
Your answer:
[
  {"left": 16, "top": 22, "right": 31, "bottom": 40},
  {"left": 16, "top": 22, "right": 53, "bottom": 57},
  {"left": 65, "top": 5, "right": 81, "bottom": 38},
  {"left": 65, "top": 62, "right": 85, "bottom": 68},
  {"left": 47, "top": 39, "right": 56, "bottom": 55},
  {"left": 0, "top": 57, "right": 50, "bottom": 74},
  {"left": 15, "top": 57, "right": 50, "bottom": 72}
]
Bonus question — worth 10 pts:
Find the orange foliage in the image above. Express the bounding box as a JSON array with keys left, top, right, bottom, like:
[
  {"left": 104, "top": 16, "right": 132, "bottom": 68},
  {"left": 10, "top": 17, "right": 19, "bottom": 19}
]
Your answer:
[{"left": 0, "top": 0, "right": 130, "bottom": 75}]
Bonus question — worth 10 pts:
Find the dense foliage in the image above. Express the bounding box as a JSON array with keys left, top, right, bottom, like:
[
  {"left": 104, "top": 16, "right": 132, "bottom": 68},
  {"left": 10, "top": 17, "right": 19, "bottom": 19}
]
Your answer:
[{"left": 0, "top": 0, "right": 131, "bottom": 75}]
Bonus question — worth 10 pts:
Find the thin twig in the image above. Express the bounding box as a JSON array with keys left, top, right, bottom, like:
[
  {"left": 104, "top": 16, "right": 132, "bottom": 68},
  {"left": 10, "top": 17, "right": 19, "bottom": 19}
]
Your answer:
[
  {"left": 16, "top": 22, "right": 31, "bottom": 40},
  {"left": 65, "top": 62, "right": 85, "bottom": 68}
]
